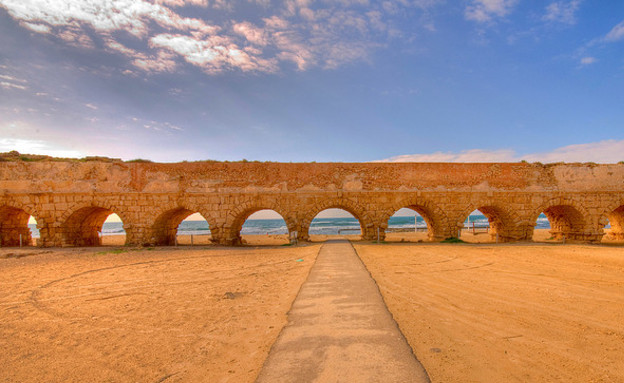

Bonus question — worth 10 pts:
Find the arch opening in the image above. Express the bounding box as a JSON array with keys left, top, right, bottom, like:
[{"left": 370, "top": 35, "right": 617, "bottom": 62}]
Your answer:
[
  {"left": 309, "top": 208, "right": 362, "bottom": 242},
  {"left": 385, "top": 207, "right": 431, "bottom": 243},
  {"left": 62, "top": 207, "right": 125, "bottom": 247},
  {"left": 531, "top": 205, "right": 585, "bottom": 242},
  {"left": 459, "top": 206, "right": 515, "bottom": 243},
  {"left": 238, "top": 209, "right": 289, "bottom": 246},
  {"left": 602, "top": 205, "right": 624, "bottom": 243},
  {"left": 152, "top": 209, "right": 210, "bottom": 246},
  {"left": 0, "top": 206, "right": 37, "bottom": 247}
]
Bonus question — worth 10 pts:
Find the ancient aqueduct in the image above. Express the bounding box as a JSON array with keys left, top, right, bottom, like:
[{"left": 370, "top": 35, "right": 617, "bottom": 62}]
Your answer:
[{"left": 1, "top": 161, "right": 624, "bottom": 247}]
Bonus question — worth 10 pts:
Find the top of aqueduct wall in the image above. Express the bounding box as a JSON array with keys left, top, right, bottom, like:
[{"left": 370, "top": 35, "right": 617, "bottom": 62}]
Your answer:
[{"left": 1, "top": 159, "right": 623, "bottom": 194}]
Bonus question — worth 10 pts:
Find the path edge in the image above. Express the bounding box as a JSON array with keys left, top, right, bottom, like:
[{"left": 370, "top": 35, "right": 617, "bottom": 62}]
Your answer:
[
  {"left": 348, "top": 240, "right": 432, "bottom": 383},
  {"left": 252, "top": 243, "right": 325, "bottom": 383}
]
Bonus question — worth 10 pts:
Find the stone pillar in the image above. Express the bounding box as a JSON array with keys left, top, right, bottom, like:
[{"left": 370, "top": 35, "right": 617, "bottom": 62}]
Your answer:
[
  {"left": 36, "top": 221, "right": 56, "bottom": 247},
  {"left": 124, "top": 223, "right": 151, "bottom": 246}
]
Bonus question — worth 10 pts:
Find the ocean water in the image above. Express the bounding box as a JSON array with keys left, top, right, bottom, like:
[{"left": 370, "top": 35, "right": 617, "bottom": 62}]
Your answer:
[
  {"left": 26, "top": 214, "right": 553, "bottom": 238},
  {"left": 465, "top": 214, "right": 551, "bottom": 229}
]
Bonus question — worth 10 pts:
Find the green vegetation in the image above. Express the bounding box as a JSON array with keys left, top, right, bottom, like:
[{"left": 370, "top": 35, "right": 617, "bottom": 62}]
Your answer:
[
  {"left": 441, "top": 237, "right": 465, "bottom": 243},
  {"left": 82, "top": 156, "right": 121, "bottom": 162},
  {"left": 125, "top": 158, "right": 153, "bottom": 163},
  {"left": 95, "top": 246, "right": 154, "bottom": 255},
  {"left": 96, "top": 248, "right": 128, "bottom": 255},
  {"left": 0, "top": 151, "right": 122, "bottom": 163}
]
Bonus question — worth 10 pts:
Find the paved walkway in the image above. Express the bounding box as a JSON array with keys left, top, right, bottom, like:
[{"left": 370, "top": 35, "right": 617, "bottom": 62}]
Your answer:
[{"left": 256, "top": 240, "right": 430, "bottom": 383}]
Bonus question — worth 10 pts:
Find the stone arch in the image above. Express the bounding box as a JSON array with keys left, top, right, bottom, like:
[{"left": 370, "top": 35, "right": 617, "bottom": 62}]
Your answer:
[
  {"left": 600, "top": 199, "right": 624, "bottom": 241},
  {"left": 529, "top": 197, "right": 592, "bottom": 241},
  {"left": 378, "top": 197, "right": 449, "bottom": 241},
  {"left": 0, "top": 204, "right": 40, "bottom": 247},
  {"left": 222, "top": 202, "right": 294, "bottom": 246},
  {"left": 456, "top": 201, "right": 524, "bottom": 242},
  {"left": 60, "top": 202, "right": 129, "bottom": 247},
  {"left": 151, "top": 205, "right": 217, "bottom": 246},
  {"left": 301, "top": 199, "right": 374, "bottom": 241}
]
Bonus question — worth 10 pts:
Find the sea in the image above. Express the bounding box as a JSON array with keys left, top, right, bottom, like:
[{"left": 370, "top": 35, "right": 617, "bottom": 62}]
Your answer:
[{"left": 26, "top": 214, "right": 552, "bottom": 238}]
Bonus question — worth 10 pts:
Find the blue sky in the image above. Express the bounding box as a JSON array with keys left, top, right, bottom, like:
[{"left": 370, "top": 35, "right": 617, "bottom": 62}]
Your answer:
[{"left": 1, "top": 0, "right": 624, "bottom": 163}]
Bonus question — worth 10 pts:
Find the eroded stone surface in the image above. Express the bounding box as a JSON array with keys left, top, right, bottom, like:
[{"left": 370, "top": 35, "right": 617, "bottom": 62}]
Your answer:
[{"left": 0, "top": 161, "right": 623, "bottom": 246}]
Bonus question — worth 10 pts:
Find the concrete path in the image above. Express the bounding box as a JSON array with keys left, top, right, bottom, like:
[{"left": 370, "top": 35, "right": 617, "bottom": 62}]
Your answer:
[{"left": 255, "top": 240, "right": 430, "bottom": 383}]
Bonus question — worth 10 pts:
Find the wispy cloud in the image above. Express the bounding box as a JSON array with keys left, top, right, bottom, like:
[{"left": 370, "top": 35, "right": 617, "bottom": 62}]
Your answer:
[
  {"left": 465, "top": 0, "right": 517, "bottom": 23},
  {"left": 0, "top": 81, "right": 27, "bottom": 90},
  {"left": 543, "top": 0, "right": 582, "bottom": 25},
  {"left": 0, "top": 0, "right": 436, "bottom": 74},
  {"left": 21, "top": 21, "right": 51, "bottom": 33},
  {"left": 579, "top": 56, "right": 597, "bottom": 66},
  {"left": 378, "top": 140, "right": 624, "bottom": 163},
  {"left": 380, "top": 149, "right": 517, "bottom": 163},
  {"left": 575, "top": 18, "right": 623, "bottom": 66},
  {"left": 130, "top": 117, "right": 183, "bottom": 134},
  {"left": 0, "top": 73, "right": 28, "bottom": 90},
  {"left": 604, "top": 20, "right": 624, "bottom": 42}
]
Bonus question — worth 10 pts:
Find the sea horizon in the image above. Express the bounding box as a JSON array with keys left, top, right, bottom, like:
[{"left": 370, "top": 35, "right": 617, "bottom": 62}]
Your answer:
[{"left": 26, "top": 214, "right": 553, "bottom": 238}]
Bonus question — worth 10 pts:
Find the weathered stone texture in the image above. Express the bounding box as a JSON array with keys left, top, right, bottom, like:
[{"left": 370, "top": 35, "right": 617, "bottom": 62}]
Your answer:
[{"left": 0, "top": 161, "right": 623, "bottom": 246}]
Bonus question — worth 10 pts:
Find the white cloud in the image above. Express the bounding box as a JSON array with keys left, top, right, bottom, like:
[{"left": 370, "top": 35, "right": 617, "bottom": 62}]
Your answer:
[
  {"left": 604, "top": 20, "right": 624, "bottom": 42},
  {"left": 0, "top": 0, "right": 438, "bottom": 74},
  {"left": 0, "top": 74, "right": 26, "bottom": 82},
  {"left": 150, "top": 33, "right": 274, "bottom": 73},
  {"left": 0, "top": 81, "right": 27, "bottom": 90},
  {"left": 465, "top": 0, "right": 517, "bottom": 23},
  {"left": 132, "top": 117, "right": 184, "bottom": 134},
  {"left": 579, "top": 56, "right": 596, "bottom": 65},
  {"left": 132, "top": 51, "right": 179, "bottom": 73},
  {"left": 105, "top": 39, "right": 179, "bottom": 73},
  {"left": 380, "top": 149, "right": 517, "bottom": 163},
  {"left": 156, "top": 0, "right": 208, "bottom": 7},
  {"left": 233, "top": 21, "right": 269, "bottom": 46},
  {"left": 0, "top": 138, "right": 84, "bottom": 158},
  {"left": 543, "top": 0, "right": 581, "bottom": 25},
  {"left": 0, "top": 0, "right": 217, "bottom": 38},
  {"left": 379, "top": 139, "right": 624, "bottom": 163},
  {"left": 21, "top": 22, "right": 51, "bottom": 33},
  {"left": 521, "top": 140, "right": 624, "bottom": 163}
]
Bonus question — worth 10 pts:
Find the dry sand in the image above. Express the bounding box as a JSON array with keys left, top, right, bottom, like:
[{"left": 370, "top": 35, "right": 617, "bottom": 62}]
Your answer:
[
  {"left": 0, "top": 243, "right": 319, "bottom": 383},
  {"left": 354, "top": 238, "right": 624, "bottom": 382},
  {"left": 98, "top": 234, "right": 291, "bottom": 247},
  {"left": 384, "top": 228, "right": 624, "bottom": 244},
  {"left": 3, "top": 231, "right": 623, "bottom": 382},
  {"left": 42, "top": 228, "right": 621, "bottom": 247}
]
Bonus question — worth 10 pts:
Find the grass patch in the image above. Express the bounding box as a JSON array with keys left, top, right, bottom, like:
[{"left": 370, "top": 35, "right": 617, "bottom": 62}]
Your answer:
[
  {"left": 126, "top": 158, "right": 153, "bottom": 163},
  {"left": 96, "top": 248, "right": 128, "bottom": 255},
  {"left": 441, "top": 237, "right": 465, "bottom": 243},
  {"left": 95, "top": 247, "right": 152, "bottom": 255}
]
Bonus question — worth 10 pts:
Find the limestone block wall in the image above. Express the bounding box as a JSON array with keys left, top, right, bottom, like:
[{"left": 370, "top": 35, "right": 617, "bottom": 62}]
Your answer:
[{"left": 0, "top": 161, "right": 623, "bottom": 246}]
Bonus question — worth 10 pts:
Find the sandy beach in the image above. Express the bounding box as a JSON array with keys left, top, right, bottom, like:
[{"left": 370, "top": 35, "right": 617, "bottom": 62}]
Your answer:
[
  {"left": 384, "top": 228, "right": 623, "bottom": 244},
  {"left": 2, "top": 233, "right": 623, "bottom": 382},
  {"left": 354, "top": 241, "right": 624, "bottom": 382},
  {"left": 16, "top": 228, "right": 613, "bottom": 248},
  {"left": 98, "top": 234, "right": 293, "bottom": 247},
  {"left": 0, "top": 244, "right": 319, "bottom": 383}
]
